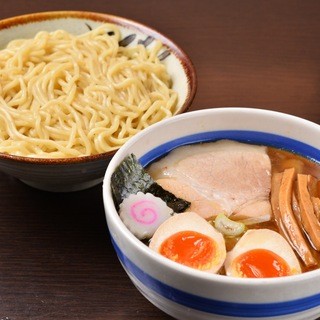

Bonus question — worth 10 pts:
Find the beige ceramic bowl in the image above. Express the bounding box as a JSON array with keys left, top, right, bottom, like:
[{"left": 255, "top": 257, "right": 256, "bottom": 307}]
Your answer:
[{"left": 0, "top": 11, "right": 196, "bottom": 192}]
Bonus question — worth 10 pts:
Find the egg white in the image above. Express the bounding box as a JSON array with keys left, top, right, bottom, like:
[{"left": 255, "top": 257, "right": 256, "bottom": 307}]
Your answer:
[
  {"left": 224, "top": 229, "right": 302, "bottom": 277},
  {"left": 149, "top": 211, "right": 226, "bottom": 273}
]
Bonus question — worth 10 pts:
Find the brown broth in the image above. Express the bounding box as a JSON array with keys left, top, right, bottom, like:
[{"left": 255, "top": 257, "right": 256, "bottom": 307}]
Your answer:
[{"left": 268, "top": 147, "right": 320, "bottom": 180}]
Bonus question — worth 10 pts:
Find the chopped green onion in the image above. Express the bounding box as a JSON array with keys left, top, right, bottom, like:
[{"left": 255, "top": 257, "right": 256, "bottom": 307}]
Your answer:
[{"left": 214, "top": 213, "right": 245, "bottom": 237}]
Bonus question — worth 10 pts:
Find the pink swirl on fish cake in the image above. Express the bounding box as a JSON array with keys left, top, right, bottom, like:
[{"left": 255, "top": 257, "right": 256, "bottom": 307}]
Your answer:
[{"left": 130, "top": 200, "right": 158, "bottom": 225}]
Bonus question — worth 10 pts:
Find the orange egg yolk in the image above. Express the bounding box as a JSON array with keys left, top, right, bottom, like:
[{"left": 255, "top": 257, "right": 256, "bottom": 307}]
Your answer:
[
  {"left": 234, "top": 248, "right": 291, "bottom": 278},
  {"left": 159, "top": 230, "right": 216, "bottom": 270}
]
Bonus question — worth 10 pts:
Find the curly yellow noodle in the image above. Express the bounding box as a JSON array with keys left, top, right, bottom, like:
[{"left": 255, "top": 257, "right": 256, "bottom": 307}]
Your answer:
[{"left": 0, "top": 23, "right": 177, "bottom": 158}]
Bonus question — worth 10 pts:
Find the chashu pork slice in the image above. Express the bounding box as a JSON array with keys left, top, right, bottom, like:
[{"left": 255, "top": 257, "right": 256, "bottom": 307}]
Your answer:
[{"left": 149, "top": 140, "right": 272, "bottom": 222}]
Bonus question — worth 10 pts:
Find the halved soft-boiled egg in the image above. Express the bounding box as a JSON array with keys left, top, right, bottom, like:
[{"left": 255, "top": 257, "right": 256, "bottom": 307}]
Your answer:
[
  {"left": 224, "top": 229, "right": 301, "bottom": 278},
  {"left": 149, "top": 211, "right": 226, "bottom": 273}
]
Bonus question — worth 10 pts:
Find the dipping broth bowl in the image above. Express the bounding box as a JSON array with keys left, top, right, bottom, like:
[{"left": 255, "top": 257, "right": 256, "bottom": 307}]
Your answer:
[
  {"left": 0, "top": 11, "right": 196, "bottom": 192},
  {"left": 103, "top": 107, "right": 320, "bottom": 320}
]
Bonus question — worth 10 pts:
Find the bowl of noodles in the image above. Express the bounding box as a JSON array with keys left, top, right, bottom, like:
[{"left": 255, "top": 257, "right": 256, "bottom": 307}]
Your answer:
[
  {"left": 103, "top": 108, "right": 320, "bottom": 320},
  {"left": 0, "top": 11, "right": 196, "bottom": 192}
]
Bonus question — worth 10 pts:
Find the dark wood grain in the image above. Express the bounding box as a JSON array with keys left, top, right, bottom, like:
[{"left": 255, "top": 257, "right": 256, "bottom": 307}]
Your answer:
[{"left": 1, "top": 1, "right": 320, "bottom": 319}]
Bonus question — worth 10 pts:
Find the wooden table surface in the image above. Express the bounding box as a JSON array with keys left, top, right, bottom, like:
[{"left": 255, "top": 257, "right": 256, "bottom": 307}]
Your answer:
[{"left": 1, "top": 1, "right": 320, "bottom": 319}]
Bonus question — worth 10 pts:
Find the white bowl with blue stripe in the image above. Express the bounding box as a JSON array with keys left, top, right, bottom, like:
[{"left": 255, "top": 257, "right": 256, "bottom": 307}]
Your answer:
[{"left": 103, "top": 107, "right": 320, "bottom": 320}]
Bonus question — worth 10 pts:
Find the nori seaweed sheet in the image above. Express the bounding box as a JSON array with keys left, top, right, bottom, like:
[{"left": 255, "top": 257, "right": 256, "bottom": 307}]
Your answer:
[
  {"left": 111, "top": 154, "right": 153, "bottom": 207},
  {"left": 111, "top": 153, "right": 190, "bottom": 213},
  {"left": 147, "top": 182, "right": 190, "bottom": 213}
]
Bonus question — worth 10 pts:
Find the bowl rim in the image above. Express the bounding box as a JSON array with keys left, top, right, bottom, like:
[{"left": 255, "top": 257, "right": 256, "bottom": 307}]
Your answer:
[
  {"left": 0, "top": 10, "right": 197, "bottom": 165},
  {"left": 103, "top": 107, "right": 320, "bottom": 287}
]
